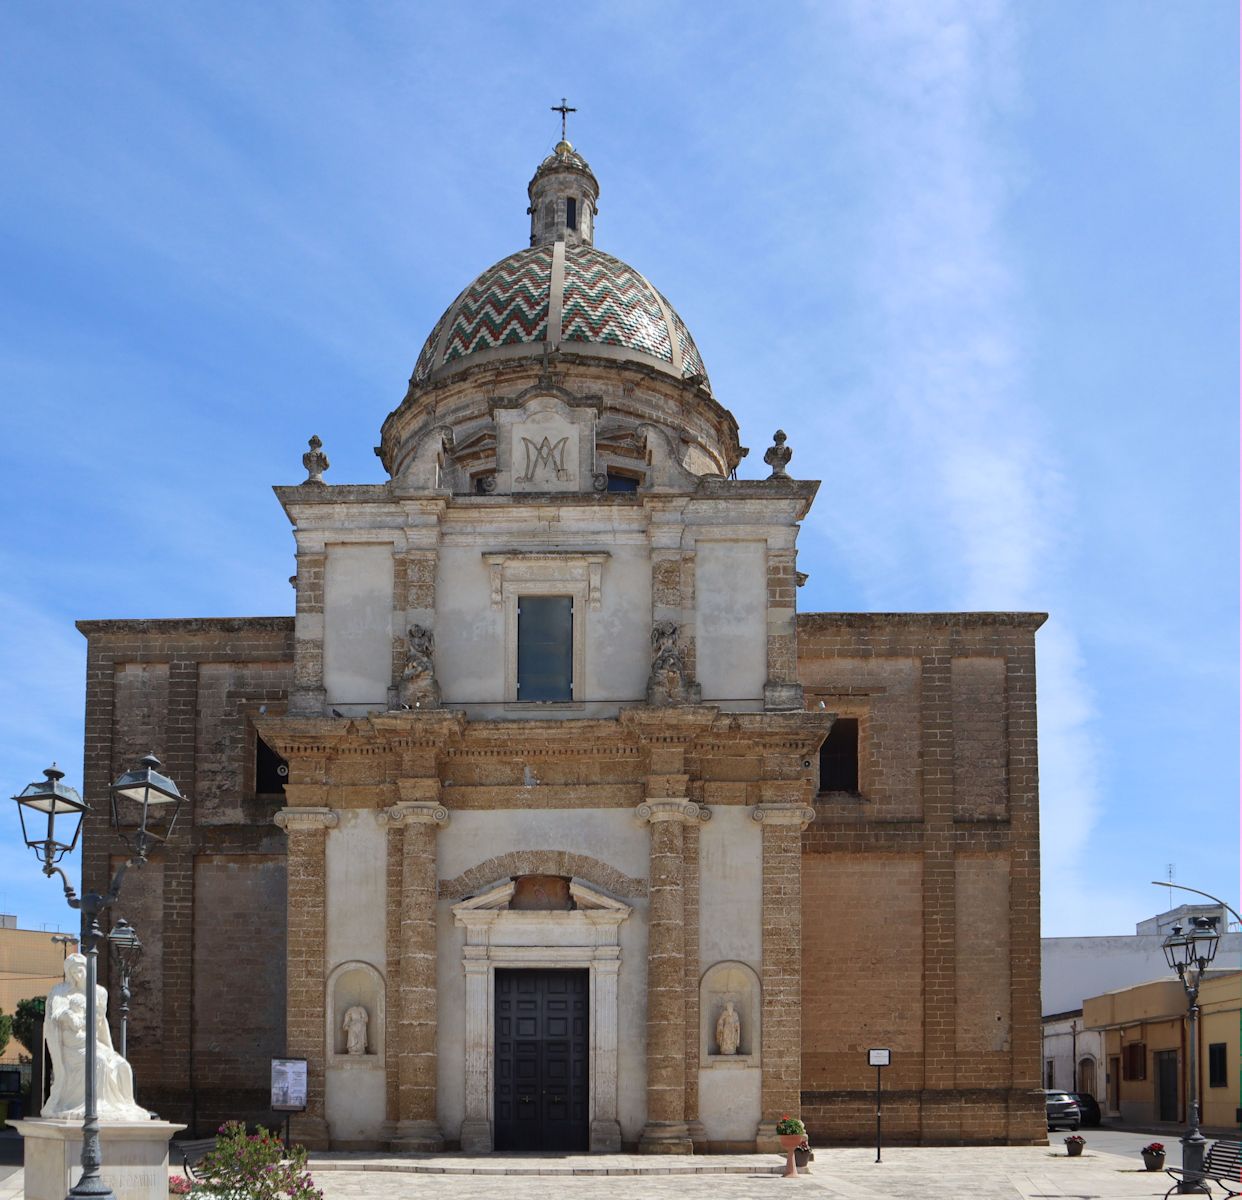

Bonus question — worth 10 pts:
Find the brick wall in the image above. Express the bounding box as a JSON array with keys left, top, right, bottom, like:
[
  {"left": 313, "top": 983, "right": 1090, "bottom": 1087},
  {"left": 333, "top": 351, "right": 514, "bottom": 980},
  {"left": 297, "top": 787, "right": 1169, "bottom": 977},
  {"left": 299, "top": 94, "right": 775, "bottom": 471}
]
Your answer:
[
  {"left": 77, "top": 617, "right": 294, "bottom": 1131},
  {"left": 797, "top": 612, "right": 1045, "bottom": 1145}
]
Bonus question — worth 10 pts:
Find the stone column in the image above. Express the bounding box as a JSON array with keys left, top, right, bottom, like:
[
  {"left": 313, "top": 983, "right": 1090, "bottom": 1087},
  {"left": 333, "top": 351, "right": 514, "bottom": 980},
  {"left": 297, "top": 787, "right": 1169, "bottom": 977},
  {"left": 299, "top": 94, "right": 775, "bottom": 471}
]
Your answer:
[
  {"left": 379, "top": 799, "right": 449, "bottom": 1151},
  {"left": 275, "top": 806, "right": 338, "bottom": 1149},
  {"left": 459, "top": 947, "right": 492, "bottom": 1152},
  {"left": 764, "top": 546, "right": 803, "bottom": 711},
  {"left": 636, "top": 798, "right": 708, "bottom": 1154},
  {"left": 590, "top": 950, "right": 623, "bottom": 1152},
  {"left": 752, "top": 801, "right": 814, "bottom": 1152}
]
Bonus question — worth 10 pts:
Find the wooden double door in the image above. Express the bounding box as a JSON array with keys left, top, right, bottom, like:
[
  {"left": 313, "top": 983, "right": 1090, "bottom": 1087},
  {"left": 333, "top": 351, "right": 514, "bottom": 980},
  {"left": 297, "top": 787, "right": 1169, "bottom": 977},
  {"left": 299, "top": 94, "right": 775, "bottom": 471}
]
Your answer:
[{"left": 494, "top": 969, "right": 589, "bottom": 1151}]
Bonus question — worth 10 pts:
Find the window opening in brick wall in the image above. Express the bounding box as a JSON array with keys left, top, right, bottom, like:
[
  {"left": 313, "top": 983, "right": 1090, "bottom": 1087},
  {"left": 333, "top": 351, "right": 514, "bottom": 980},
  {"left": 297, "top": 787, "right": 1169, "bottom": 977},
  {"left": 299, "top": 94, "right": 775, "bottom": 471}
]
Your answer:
[
  {"left": 1122, "top": 1042, "right": 1147, "bottom": 1081},
  {"left": 1208, "top": 1042, "right": 1227, "bottom": 1087},
  {"left": 517, "top": 595, "right": 573, "bottom": 702},
  {"left": 566, "top": 197, "right": 577, "bottom": 230},
  {"left": 1045, "top": 1060, "right": 1055, "bottom": 1089},
  {"left": 819, "top": 717, "right": 859, "bottom": 793},
  {"left": 605, "top": 470, "right": 639, "bottom": 493},
  {"left": 256, "top": 736, "right": 288, "bottom": 796}
]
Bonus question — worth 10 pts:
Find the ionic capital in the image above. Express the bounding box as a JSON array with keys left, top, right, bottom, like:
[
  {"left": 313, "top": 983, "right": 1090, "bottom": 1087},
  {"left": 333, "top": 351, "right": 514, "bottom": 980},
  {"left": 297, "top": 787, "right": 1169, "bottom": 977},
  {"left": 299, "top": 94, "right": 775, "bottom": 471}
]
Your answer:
[
  {"left": 635, "top": 799, "right": 710, "bottom": 825},
  {"left": 274, "top": 806, "right": 339, "bottom": 832},
  {"left": 750, "top": 803, "right": 815, "bottom": 829},
  {"left": 377, "top": 801, "right": 450, "bottom": 828}
]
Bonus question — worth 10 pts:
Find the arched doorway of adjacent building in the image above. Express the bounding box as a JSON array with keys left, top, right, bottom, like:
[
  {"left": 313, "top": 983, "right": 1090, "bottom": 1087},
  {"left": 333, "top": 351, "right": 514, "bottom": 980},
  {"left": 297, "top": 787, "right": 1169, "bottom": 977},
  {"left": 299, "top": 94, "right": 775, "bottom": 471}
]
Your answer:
[{"left": 1077, "top": 1057, "right": 1097, "bottom": 1096}]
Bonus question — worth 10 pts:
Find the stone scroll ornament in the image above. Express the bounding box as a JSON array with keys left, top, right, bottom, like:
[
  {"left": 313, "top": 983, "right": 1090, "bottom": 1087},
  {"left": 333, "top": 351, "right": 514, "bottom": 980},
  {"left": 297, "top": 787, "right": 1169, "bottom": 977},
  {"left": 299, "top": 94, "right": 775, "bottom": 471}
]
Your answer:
[
  {"left": 646, "top": 620, "right": 698, "bottom": 706},
  {"left": 715, "top": 1000, "right": 741, "bottom": 1055},
  {"left": 342, "top": 1005, "right": 369, "bottom": 1056},
  {"left": 398, "top": 624, "right": 441, "bottom": 709},
  {"left": 43, "top": 953, "right": 150, "bottom": 1122}
]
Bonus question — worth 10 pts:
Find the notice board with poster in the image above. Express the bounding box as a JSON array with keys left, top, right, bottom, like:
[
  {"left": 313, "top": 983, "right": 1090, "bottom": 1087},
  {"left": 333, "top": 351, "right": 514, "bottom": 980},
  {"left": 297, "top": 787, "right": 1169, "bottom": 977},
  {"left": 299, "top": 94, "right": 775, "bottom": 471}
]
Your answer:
[{"left": 270, "top": 1058, "right": 308, "bottom": 1112}]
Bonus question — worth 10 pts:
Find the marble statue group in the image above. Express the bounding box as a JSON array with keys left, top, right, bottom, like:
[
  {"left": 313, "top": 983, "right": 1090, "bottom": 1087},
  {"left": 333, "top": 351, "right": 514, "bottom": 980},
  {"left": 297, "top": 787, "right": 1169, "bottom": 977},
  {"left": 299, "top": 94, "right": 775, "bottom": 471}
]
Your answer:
[{"left": 43, "top": 953, "right": 150, "bottom": 1122}]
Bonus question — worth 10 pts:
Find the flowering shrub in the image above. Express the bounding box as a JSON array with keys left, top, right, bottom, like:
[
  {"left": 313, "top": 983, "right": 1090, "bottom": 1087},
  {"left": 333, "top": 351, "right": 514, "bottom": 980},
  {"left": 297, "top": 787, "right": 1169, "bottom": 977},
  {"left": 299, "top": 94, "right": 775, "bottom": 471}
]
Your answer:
[
  {"left": 775, "top": 1115, "right": 806, "bottom": 1136},
  {"left": 195, "top": 1122, "right": 322, "bottom": 1200},
  {"left": 168, "top": 1178, "right": 193, "bottom": 1196},
  {"left": 1142, "top": 1142, "right": 1166, "bottom": 1155},
  {"left": 1064, "top": 1134, "right": 1085, "bottom": 1144}
]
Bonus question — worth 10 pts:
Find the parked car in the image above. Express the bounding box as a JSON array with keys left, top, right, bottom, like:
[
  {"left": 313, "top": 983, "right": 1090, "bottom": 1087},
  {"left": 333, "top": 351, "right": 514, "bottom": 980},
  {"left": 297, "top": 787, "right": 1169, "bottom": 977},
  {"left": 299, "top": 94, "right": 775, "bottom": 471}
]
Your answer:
[
  {"left": 1071, "top": 1092, "right": 1101, "bottom": 1126},
  {"left": 1044, "top": 1090, "right": 1081, "bottom": 1131}
]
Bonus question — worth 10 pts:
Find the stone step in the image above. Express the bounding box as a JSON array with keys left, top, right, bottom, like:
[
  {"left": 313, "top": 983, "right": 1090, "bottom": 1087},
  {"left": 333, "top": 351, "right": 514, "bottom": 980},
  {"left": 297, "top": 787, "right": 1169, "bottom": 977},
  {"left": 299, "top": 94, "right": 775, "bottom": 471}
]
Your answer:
[{"left": 306, "top": 1153, "right": 787, "bottom": 1177}]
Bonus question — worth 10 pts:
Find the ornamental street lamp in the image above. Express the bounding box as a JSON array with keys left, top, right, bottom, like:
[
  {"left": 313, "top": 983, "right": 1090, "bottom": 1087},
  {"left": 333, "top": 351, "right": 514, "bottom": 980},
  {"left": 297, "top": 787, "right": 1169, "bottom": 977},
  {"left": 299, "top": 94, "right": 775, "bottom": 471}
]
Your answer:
[
  {"left": 106, "top": 919, "right": 143, "bottom": 1061},
  {"left": 12, "top": 754, "right": 186, "bottom": 1200},
  {"left": 1162, "top": 916, "right": 1221, "bottom": 1193}
]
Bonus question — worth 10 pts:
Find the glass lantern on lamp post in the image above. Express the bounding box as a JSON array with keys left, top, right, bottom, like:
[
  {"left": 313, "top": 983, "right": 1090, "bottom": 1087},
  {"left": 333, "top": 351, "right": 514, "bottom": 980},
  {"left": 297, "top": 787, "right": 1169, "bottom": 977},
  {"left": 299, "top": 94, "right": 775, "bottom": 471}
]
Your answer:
[
  {"left": 106, "top": 919, "right": 143, "bottom": 1061},
  {"left": 1162, "top": 916, "right": 1221, "bottom": 1193},
  {"left": 12, "top": 753, "right": 185, "bottom": 1200}
]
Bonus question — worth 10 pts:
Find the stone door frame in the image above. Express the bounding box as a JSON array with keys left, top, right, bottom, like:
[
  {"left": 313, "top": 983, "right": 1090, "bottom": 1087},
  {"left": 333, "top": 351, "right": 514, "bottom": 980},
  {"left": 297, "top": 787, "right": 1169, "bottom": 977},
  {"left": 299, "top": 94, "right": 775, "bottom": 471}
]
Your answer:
[{"left": 452, "top": 877, "right": 632, "bottom": 1153}]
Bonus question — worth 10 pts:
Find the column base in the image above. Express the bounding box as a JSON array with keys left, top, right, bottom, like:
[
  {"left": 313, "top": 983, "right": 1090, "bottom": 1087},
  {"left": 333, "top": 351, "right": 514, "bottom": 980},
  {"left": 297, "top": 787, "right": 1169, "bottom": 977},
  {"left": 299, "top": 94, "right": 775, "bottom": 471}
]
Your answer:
[
  {"left": 754, "top": 1121, "right": 785, "bottom": 1154},
  {"left": 387, "top": 1119, "right": 445, "bottom": 1153},
  {"left": 688, "top": 1120, "right": 708, "bottom": 1154},
  {"left": 459, "top": 1118, "right": 492, "bottom": 1154},
  {"left": 638, "top": 1121, "right": 694, "bottom": 1154},
  {"left": 590, "top": 1118, "right": 623, "bottom": 1153}
]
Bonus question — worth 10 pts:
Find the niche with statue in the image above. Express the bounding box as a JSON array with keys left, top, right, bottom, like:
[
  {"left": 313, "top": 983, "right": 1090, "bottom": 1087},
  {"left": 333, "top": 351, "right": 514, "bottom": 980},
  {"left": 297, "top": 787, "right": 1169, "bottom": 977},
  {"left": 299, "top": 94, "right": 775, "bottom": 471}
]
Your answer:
[
  {"left": 699, "top": 960, "right": 761, "bottom": 1068},
  {"left": 326, "top": 960, "right": 384, "bottom": 1065}
]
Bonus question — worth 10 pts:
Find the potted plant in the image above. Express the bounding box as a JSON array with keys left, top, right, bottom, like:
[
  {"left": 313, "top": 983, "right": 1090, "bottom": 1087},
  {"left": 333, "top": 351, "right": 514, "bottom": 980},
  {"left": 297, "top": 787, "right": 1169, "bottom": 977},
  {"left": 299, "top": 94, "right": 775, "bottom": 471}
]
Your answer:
[
  {"left": 1064, "top": 1134, "right": 1085, "bottom": 1157},
  {"left": 794, "top": 1138, "right": 814, "bottom": 1171},
  {"left": 1141, "top": 1142, "right": 1166, "bottom": 1171},
  {"left": 775, "top": 1115, "right": 807, "bottom": 1178}
]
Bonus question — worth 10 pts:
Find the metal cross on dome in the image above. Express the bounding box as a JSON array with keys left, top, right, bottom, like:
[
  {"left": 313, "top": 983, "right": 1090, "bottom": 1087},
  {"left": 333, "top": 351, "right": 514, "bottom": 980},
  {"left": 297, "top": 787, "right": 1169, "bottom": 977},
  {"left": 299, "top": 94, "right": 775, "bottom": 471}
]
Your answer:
[{"left": 551, "top": 97, "right": 577, "bottom": 141}]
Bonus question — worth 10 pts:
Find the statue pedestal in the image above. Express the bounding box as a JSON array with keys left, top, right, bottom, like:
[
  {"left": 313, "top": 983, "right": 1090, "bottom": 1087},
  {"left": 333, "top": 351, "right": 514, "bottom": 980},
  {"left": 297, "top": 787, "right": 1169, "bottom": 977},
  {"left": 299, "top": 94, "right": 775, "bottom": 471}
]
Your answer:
[{"left": 9, "top": 1118, "right": 186, "bottom": 1200}]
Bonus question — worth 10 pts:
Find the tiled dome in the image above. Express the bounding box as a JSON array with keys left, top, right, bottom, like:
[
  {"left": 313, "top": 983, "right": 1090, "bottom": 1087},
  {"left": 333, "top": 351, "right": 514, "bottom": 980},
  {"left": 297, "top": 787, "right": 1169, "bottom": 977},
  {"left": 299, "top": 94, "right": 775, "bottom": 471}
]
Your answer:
[{"left": 411, "top": 243, "right": 709, "bottom": 389}]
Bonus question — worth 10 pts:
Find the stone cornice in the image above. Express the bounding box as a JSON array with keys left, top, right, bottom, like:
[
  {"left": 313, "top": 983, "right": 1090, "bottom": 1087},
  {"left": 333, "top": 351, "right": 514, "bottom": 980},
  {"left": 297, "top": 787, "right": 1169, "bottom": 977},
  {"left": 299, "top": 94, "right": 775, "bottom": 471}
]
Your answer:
[
  {"left": 274, "top": 806, "right": 339, "bottom": 832},
  {"left": 635, "top": 799, "right": 710, "bottom": 825}
]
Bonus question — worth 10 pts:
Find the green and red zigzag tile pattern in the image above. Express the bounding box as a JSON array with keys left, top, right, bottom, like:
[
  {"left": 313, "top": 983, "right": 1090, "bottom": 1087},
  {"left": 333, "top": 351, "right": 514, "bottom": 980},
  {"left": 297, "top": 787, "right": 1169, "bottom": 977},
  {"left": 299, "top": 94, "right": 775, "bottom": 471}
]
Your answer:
[{"left": 412, "top": 244, "right": 707, "bottom": 385}]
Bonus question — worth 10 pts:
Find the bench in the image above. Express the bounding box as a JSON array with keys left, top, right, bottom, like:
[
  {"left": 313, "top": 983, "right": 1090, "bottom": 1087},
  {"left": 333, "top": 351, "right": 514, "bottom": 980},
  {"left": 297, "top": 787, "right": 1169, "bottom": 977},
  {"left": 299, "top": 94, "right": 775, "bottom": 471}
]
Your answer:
[
  {"left": 175, "top": 1137, "right": 217, "bottom": 1182},
  {"left": 1164, "top": 1139, "right": 1242, "bottom": 1198}
]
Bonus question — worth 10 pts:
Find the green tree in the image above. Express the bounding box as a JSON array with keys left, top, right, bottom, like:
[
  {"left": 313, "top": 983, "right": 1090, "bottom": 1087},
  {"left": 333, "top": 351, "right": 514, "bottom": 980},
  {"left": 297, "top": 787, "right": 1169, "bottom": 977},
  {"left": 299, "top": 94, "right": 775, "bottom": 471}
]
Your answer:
[
  {"left": 12, "top": 996, "right": 45, "bottom": 1057},
  {"left": 0, "top": 1009, "right": 11, "bottom": 1059}
]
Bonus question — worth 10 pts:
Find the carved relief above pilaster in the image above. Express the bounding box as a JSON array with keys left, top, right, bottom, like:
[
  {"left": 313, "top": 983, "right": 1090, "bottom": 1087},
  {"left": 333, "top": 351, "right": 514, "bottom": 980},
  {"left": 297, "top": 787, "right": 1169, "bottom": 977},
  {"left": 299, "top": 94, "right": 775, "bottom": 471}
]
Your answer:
[
  {"left": 749, "top": 804, "right": 815, "bottom": 829},
  {"left": 274, "top": 807, "right": 340, "bottom": 832}
]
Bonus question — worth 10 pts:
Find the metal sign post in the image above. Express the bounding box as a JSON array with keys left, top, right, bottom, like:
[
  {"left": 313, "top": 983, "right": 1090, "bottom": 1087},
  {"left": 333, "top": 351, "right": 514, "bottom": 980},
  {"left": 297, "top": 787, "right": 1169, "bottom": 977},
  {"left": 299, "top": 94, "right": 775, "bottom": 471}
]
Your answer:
[
  {"left": 271, "top": 1057, "right": 308, "bottom": 1148},
  {"left": 868, "top": 1048, "right": 891, "bottom": 1163}
]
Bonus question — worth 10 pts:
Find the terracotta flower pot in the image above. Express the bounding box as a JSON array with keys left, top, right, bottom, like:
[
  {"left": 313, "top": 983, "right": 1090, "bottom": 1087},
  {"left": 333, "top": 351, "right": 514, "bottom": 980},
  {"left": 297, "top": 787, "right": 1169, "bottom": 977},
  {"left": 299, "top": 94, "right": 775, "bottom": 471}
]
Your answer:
[
  {"left": 778, "top": 1133, "right": 804, "bottom": 1178},
  {"left": 1142, "top": 1152, "right": 1166, "bottom": 1172}
]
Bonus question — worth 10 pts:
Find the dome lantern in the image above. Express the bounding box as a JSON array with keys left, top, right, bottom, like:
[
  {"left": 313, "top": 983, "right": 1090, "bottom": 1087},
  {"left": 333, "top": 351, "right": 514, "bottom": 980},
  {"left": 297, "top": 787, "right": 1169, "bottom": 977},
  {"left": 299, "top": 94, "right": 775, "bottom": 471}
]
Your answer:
[{"left": 528, "top": 137, "right": 599, "bottom": 248}]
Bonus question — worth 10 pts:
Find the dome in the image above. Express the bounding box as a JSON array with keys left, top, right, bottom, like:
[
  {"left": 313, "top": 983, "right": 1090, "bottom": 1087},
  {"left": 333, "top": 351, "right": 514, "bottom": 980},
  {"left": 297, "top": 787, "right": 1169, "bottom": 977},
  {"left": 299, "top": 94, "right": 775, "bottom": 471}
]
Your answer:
[{"left": 410, "top": 243, "right": 709, "bottom": 389}]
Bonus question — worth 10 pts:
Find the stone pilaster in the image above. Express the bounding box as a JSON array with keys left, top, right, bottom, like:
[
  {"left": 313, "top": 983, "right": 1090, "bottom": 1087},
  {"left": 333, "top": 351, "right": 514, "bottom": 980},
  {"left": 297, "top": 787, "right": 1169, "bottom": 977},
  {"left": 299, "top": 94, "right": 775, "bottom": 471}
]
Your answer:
[
  {"left": 636, "top": 798, "right": 709, "bottom": 1154},
  {"left": 290, "top": 550, "right": 327, "bottom": 716},
  {"left": 683, "top": 819, "right": 706, "bottom": 1151},
  {"left": 274, "top": 806, "right": 338, "bottom": 1149},
  {"left": 379, "top": 798, "right": 449, "bottom": 1151},
  {"left": 752, "top": 801, "right": 814, "bottom": 1151},
  {"left": 764, "top": 547, "right": 802, "bottom": 711},
  {"left": 389, "top": 549, "right": 439, "bottom": 706}
]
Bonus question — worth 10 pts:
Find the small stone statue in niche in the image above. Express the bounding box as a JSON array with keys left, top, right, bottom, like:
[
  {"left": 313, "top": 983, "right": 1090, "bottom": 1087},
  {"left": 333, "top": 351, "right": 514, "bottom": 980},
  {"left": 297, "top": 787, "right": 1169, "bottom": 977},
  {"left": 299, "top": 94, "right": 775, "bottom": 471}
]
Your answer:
[
  {"left": 715, "top": 1000, "right": 741, "bottom": 1056},
  {"left": 398, "top": 624, "right": 441, "bottom": 709},
  {"left": 302, "top": 435, "right": 330, "bottom": 484},
  {"left": 647, "top": 621, "right": 699, "bottom": 706},
  {"left": 764, "top": 430, "right": 792, "bottom": 480},
  {"left": 342, "top": 1005, "right": 370, "bottom": 1056}
]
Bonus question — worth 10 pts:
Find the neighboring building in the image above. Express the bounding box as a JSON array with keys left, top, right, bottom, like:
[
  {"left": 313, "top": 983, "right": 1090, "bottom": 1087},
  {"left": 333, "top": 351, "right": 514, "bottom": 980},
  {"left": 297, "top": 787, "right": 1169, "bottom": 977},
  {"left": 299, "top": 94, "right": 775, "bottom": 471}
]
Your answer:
[
  {"left": 0, "top": 918, "right": 77, "bottom": 1064},
  {"left": 1084, "top": 971, "right": 1241, "bottom": 1130},
  {"left": 1041, "top": 905, "right": 1241, "bottom": 1113},
  {"left": 78, "top": 137, "right": 1047, "bottom": 1151},
  {"left": 1041, "top": 1010, "right": 1105, "bottom": 1100}
]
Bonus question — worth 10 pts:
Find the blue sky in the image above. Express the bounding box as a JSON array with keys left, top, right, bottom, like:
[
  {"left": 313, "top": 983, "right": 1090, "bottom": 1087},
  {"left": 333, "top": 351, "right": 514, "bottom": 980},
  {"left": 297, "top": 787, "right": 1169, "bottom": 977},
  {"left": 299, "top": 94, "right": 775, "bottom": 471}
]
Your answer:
[{"left": 0, "top": 1, "right": 1236, "bottom": 938}]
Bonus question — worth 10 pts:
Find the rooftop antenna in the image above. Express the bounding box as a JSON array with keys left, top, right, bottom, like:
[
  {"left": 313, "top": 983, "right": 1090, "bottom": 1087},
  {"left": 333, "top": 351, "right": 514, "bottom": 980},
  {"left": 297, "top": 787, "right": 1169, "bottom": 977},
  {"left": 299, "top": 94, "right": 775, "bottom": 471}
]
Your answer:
[{"left": 551, "top": 97, "right": 577, "bottom": 143}]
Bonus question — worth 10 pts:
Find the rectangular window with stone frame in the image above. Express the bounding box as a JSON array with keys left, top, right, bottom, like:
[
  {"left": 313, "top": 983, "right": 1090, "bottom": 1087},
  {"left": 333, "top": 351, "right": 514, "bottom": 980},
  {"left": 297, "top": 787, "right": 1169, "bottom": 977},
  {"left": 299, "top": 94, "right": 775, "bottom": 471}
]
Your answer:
[
  {"left": 1122, "top": 1042, "right": 1147, "bottom": 1081},
  {"left": 517, "top": 595, "right": 573, "bottom": 702},
  {"left": 1208, "top": 1042, "right": 1227, "bottom": 1088},
  {"left": 818, "top": 716, "right": 860, "bottom": 794}
]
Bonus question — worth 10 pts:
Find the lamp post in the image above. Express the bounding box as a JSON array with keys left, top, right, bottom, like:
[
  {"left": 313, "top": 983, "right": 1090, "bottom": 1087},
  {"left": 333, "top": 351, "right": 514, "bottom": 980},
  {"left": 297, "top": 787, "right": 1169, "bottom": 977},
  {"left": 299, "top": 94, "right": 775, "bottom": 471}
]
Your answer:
[
  {"left": 106, "top": 919, "right": 143, "bottom": 1061},
  {"left": 12, "top": 753, "right": 185, "bottom": 1200},
  {"left": 1162, "top": 916, "right": 1221, "bottom": 1193}
]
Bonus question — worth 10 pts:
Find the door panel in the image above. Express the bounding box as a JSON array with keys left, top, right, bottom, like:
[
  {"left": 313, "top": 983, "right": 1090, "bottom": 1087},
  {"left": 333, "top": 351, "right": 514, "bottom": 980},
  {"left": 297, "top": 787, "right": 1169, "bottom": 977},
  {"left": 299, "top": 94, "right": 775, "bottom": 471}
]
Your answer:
[
  {"left": 494, "top": 969, "right": 589, "bottom": 1151},
  {"left": 1156, "top": 1049, "right": 1179, "bottom": 1122}
]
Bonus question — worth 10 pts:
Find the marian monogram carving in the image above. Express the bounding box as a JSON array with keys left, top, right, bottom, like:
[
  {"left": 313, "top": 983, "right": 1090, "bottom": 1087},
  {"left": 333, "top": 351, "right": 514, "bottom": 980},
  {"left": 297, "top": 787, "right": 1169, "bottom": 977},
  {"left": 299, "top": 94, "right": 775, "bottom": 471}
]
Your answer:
[{"left": 517, "top": 435, "right": 570, "bottom": 483}]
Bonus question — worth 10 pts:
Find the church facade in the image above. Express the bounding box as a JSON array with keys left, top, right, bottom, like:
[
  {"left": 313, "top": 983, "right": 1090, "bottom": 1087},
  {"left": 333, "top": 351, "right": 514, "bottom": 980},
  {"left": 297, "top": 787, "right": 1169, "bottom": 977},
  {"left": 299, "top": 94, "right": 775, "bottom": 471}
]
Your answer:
[{"left": 78, "top": 139, "right": 1046, "bottom": 1151}]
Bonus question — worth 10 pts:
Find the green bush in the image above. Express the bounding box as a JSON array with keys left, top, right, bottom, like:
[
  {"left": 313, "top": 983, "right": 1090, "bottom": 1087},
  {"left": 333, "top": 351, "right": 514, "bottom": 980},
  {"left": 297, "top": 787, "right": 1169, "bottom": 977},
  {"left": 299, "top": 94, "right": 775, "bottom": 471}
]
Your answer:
[
  {"left": 195, "top": 1121, "right": 322, "bottom": 1200},
  {"left": 0, "top": 1009, "right": 11, "bottom": 1059},
  {"left": 12, "top": 997, "right": 43, "bottom": 1057}
]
